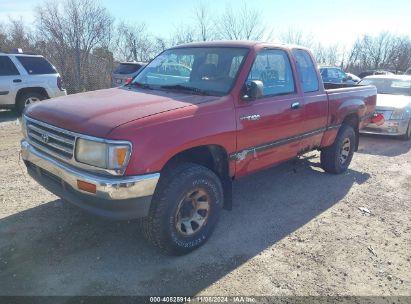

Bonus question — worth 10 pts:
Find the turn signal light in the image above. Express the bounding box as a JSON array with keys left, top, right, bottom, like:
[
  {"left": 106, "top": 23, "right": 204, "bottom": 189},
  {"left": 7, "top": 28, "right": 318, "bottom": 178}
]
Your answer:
[
  {"left": 116, "top": 147, "right": 128, "bottom": 167},
  {"left": 77, "top": 180, "right": 97, "bottom": 194}
]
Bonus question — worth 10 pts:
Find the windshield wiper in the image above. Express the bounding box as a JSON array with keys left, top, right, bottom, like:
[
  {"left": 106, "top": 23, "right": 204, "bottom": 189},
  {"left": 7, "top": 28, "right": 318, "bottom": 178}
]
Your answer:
[{"left": 161, "top": 84, "right": 210, "bottom": 95}]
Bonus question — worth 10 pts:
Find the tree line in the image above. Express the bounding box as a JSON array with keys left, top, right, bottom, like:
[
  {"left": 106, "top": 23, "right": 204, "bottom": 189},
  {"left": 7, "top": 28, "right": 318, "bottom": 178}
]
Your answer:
[{"left": 1, "top": 0, "right": 410, "bottom": 94}]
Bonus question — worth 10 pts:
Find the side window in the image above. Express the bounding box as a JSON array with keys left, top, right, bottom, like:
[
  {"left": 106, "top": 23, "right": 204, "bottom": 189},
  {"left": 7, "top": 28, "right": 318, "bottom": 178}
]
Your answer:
[
  {"left": 0, "top": 56, "right": 20, "bottom": 76},
  {"left": 247, "top": 49, "right": 295, "bottom": 97},
  {"left": 329, "top": 69, "right": 339, "bottom": 79},
  {"left": 336, "top": 68, "right": 347, "bottom": 79},
  {"left": 292, "top": 49, "right": 319, "bottom": 93}
]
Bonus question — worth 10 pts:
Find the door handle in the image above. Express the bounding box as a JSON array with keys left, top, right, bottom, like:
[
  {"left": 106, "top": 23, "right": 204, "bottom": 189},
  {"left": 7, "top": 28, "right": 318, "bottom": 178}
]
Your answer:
[
  {"left": 291, "top": 102, "right": 300, "bottom": 110},
  {"left": 13, "top": 79, "right": 22, "bottom": 83}
]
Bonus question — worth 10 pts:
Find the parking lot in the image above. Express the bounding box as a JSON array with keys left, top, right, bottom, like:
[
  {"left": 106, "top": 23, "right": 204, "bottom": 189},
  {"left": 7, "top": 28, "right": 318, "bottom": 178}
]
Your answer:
[{"left": 0, "top": 109, "right": 410, "bottom": 296}]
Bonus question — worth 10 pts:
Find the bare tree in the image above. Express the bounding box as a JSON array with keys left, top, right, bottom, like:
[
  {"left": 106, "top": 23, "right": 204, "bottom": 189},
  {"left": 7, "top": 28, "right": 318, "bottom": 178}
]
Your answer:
[
  {"left": 388, "top": 36, "right": 411, "bottom": 73},
  {"left": 193, "top": 2, "right": 215, "bottom": 41},
  {"left": 36, "top": 0, "right": 114, "bottom": 92},
  {"left": 218, "top": 3, "right": 266, "bottom": 40},
  {"left": 152, "top": 37, "right": 168, "bottom": 56},
  {"left": 170, "top": 23, "right": 196, "bottom": 46},
  {"left": 0, "top": 18, "right": 34, "bottom": 52},
  {"left": 0, "top": 22, "right": 8, "bottom": 51},
  {"left": 115, "top": 21, "right": 154, "bottom": 62},
  {"left": 344, "top": 32, "right": 409, "bottom": 74},
  {"left": 280, "top": 27, "right": 314, "bottom": 48},
  {"left": 312, "top": 43, "right": 341, "bottom": 66}
]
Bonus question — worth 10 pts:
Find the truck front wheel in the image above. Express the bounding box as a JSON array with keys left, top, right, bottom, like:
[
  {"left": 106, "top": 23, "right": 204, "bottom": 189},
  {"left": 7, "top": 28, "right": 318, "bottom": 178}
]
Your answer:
[
  {"left": 140, "top": 163, "right": 223, "bottom": 255},
  {"left": 320, "top": 124, "right": 356, "bottom": 174}
]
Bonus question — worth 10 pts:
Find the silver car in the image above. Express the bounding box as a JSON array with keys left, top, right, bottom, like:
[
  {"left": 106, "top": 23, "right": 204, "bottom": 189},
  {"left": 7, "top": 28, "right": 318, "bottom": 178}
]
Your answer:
[
  {"left": 359, "top": 75, "right": 411, "bottom": 140},
  {"left": 111, "top": 62, "right": 146, "bottom": 87}
]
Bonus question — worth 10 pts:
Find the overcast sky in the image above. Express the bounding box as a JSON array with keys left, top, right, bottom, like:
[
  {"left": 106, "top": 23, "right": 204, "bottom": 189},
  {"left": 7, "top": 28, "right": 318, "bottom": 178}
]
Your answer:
[{"left": 1, "top": 0, "right": 410, "bottom": 48}]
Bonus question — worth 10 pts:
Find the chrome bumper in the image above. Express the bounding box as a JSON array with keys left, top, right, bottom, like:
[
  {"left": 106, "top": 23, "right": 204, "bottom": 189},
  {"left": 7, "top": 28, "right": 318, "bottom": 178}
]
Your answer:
[
  {"left": 21, "top": 140, "right": 160, "bottom": 200},
  {"left": 360, "top": 119, "right": 409, "bottom": 136}
]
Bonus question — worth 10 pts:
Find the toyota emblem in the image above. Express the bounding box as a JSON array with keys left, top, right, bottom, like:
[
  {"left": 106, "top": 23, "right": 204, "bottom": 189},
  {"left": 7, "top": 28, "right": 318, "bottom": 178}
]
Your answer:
[{"left": 41, "top": 133, "right": 49, "bottom": 143}]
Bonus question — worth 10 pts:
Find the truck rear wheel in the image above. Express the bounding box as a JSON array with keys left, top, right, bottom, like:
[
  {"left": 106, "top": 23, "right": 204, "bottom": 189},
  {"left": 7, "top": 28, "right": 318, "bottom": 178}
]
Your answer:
[
  {"left": 320, "top": 124, "right": 356, "bottom": 174},
  {"left": 140, "top": 163, "right": 223, "bottom": 255}
]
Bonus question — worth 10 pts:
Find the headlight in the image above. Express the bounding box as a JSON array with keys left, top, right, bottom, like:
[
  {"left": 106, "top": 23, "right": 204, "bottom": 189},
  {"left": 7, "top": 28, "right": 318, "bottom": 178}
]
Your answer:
[
  {"left": 75, "top": 138, "right": 131, "bottom": 171},
  {"left": 390, "top": 109, "right": 405, "bottom": 120}
]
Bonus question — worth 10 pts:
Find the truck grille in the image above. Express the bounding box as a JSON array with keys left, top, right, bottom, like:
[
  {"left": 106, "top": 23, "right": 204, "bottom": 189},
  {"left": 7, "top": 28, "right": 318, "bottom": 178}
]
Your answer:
[{"left": 26, "top": 118, "right": 76, "bottom": 160}]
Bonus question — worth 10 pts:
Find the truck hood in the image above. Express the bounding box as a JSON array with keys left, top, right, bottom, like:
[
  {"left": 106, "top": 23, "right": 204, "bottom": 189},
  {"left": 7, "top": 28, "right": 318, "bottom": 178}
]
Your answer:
[
  {"left": 25, "top": 87, "right": 218, "bottom": 137},
  {"left": 376, "top": 94, "right": 411, "bottom": 110}
]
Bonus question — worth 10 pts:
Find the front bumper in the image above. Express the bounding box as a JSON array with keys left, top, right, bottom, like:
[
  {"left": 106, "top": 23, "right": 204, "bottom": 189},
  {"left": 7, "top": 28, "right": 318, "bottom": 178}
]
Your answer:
[
  {"left": 21, "top": 140, "right": 160, "bottom": 220},
  {"left": 360, "top": 119, "right": 410, "bottom": 136}
]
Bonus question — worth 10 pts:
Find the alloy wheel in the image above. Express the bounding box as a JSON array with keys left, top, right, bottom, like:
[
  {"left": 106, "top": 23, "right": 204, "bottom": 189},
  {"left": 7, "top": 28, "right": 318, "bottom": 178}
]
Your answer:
[
  {"left": 24, "top": 97, "right": 41, "bottom": 107},
  {"left": 175, "top": 188, "right": 210, "bottom": 237},
  {"left": 339, "top": 138, "right": 351, "bottom": 164}
]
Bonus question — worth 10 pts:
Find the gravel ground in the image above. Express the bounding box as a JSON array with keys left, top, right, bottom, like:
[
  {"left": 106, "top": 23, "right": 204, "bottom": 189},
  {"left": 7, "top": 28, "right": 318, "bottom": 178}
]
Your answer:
[{"left": 0, "top": 110, "right": 410, "bottom": 298}]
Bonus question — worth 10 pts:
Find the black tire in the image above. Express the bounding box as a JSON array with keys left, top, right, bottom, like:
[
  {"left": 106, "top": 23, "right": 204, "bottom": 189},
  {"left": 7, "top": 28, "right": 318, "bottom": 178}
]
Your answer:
[
  {"left": 16, "top": 92, "right": 45, "bottom": 115},
  {"left": 320, "top": 124, "right": 356, "bottom": 174},
  {"left": 400, "top": 121, "right": 411, "bottom": 140},
  {"left": 140, "top": 162, "right": 223, "bottom": 255}
]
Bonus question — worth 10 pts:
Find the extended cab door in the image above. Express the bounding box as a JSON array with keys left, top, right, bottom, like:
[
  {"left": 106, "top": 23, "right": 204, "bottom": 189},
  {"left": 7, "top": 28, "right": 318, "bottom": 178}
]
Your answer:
[
  {"left": 234, "top": 48, "right": 305, "bottom": 177},
  {"left": 0, "top": 56, "right": 21, "bottom": 106},
  {"left": 291, "top": 49, "right": 328, "bottom": 151}
]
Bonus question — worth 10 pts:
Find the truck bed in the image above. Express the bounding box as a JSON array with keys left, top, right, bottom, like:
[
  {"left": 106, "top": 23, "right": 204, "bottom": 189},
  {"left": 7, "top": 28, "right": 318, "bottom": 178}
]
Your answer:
[
  {"left": 323, "top": 82, "right": 361, "bottom": 90},
  {"left": 324, "top": 83, "right": 377, "bottom": 130}
]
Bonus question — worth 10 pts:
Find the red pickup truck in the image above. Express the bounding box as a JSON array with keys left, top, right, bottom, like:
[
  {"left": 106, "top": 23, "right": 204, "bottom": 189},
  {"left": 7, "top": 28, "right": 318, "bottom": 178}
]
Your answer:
[{"left": 21, "top": 41, "right": 377, "bottom": 255}]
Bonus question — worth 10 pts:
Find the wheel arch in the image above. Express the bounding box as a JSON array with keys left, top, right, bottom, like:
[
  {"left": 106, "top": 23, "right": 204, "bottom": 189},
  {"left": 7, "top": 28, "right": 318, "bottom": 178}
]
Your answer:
[
  {"left": 162, "top": 144, "right": 233, "bottom": 210},
  {"left": 15, "top": 87, "right": 49, "bottom": 104},
  {"left": 341, "top": 113, "right": 360, "bottom": 151}
]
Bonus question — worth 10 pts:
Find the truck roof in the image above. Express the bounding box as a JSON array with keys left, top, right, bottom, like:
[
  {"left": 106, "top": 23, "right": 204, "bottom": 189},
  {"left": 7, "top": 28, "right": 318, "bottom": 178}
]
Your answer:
[{"left": 171, "top": 40, "right": 310, "bottom": 51}]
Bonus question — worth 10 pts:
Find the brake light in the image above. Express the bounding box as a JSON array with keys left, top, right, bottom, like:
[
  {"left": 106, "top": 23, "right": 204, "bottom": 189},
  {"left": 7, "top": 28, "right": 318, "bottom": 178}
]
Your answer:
[
  {"left": 371, "top": 113, "right": 385, "bottom": 126},
  {"left": 57, "top": 76, "right": 64, "bottom": 90},
  {"left": 125, "top": 77, "right": 133, "bottom": 85}
]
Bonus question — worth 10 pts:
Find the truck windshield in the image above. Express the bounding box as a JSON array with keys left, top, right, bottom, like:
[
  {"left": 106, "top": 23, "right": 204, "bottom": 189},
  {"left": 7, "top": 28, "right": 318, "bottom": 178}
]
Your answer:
[
  {"left": 359, "top": 78, "right": 411, "bottom": 96},
  {"left": 132, "top": 47, "right": 249, "bottom": 96}
]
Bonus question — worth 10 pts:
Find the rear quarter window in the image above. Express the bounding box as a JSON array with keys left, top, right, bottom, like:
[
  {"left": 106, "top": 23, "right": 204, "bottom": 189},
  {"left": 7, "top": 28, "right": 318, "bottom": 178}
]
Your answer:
[
  {"left": 292, "top": 49, "right": 319, "bottom": 92},
  {"left": 16, "top": 56, "right": 57, "bottom": 75}
]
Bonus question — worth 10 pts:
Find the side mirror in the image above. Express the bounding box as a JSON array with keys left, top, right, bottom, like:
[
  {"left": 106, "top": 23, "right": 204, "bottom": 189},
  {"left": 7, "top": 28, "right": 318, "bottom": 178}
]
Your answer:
[{"left": 242, "top": 80, "right": 264, "bottom": 101}]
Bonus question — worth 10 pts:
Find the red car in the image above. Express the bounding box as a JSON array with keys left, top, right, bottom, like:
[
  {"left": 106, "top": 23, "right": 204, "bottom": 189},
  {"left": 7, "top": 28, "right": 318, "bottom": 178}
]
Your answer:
[{"left": 21, "top": 41, "right": 377, "bottom": 255}]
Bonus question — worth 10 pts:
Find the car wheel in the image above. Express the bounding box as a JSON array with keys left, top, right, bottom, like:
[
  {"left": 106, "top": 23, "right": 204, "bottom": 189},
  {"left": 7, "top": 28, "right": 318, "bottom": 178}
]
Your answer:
[
  {"left": 320, "top": 124, "right": 356, "bottom": 174},
  {"left": 16, "top": 92, "right": 45, "bottom": 115},
  {"left": 140, "top": 162, "right": 223, "bottom": 255},
  {"left": 401, "top": 121, "right": 411, "bottom": 140}
]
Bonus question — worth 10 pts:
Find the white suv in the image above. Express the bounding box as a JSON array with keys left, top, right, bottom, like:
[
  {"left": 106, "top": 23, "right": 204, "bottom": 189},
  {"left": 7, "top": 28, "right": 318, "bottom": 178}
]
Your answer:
[{"left": 0, "top": 52, "right": 67, "bottom": 114}]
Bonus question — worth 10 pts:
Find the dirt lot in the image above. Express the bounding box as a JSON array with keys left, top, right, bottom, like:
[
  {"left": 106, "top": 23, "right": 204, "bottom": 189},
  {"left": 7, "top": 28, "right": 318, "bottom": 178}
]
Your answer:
[{"left": 0, "top": 109, "right": 410, "bottom": 297}]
